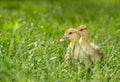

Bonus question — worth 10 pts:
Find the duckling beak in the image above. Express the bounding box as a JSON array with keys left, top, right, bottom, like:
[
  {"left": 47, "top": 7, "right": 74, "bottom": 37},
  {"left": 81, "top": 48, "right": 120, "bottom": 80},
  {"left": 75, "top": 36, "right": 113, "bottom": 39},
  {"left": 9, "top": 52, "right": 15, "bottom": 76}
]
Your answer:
[{"left": 59, "top": 35, "right": 68, "bottom": 42}]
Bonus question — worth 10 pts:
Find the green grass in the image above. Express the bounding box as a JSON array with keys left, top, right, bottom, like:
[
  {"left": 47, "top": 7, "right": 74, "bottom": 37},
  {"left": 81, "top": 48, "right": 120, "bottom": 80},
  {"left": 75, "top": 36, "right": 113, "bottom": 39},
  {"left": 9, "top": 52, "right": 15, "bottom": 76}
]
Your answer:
[{"left": 0, "top": 0, "right": 120, "bottom": 82}]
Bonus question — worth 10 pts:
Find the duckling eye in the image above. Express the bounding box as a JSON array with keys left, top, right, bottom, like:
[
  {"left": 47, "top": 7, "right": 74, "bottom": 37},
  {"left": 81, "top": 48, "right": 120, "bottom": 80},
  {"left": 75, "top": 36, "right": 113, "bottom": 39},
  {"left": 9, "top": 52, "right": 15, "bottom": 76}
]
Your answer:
[
  {"left": 80, "top": 29, "right": 83, "bottom": 31},
  {"left": 69, "top": 32, "right": 72, "bottom": 35}
]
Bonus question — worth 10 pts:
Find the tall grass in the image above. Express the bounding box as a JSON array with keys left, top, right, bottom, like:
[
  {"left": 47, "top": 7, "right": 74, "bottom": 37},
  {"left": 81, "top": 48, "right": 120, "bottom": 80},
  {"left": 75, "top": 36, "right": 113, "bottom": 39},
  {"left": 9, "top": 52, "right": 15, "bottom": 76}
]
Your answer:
[{"left": 0, "top": 0, "right": 120, "bottom": 82}]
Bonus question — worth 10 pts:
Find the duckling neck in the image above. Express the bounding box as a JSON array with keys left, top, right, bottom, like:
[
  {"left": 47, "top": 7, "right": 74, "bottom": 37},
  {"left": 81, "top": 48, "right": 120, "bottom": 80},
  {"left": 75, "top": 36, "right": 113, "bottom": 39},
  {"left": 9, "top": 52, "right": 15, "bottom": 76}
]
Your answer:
[
  {"left": 81, "top": 35, "right": 89, "bottom": 43},
  {"left": 71, "top": 37, "right": 79, "bottom": 46}
]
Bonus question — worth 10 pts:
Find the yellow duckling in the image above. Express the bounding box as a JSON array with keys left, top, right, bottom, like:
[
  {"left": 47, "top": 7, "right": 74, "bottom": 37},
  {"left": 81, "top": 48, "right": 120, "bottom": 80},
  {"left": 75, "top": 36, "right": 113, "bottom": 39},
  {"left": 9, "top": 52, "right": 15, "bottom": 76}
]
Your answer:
[
  {"left": 59, "top": 28, "right": 81, "bottom": 63},
  {"left": 77, "top": 25, "right": 103, "bottom": 62}
]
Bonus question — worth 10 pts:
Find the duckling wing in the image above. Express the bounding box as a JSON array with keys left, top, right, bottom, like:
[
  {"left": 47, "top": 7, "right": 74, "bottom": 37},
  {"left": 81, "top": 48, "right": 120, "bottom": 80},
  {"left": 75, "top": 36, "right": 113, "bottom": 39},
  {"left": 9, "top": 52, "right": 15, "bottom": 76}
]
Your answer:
[
  {"left": 90, "top": 42, "right": 103, "bottom": 62},
  {"left": 90, "top": 42, "right": 100, "bottom": 50},
  {"left": 90, "top": 42, "right": 103, "bottom": 54}
]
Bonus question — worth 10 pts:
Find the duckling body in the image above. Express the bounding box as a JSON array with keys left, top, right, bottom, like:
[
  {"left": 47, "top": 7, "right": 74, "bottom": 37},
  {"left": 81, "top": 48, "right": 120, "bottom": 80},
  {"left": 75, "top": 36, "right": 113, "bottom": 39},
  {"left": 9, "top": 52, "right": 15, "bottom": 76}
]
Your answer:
[
  {"left": 64, "top": 38, "right": 80, "bottom": 62},
  {"left": 79, "top": 37, "right": 102, "bottom": 62}
]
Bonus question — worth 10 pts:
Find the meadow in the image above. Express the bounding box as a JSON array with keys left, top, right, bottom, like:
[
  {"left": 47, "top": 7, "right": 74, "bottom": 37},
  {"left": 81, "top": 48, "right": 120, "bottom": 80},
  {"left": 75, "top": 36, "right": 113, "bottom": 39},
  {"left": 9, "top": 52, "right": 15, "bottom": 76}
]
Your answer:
[{"left": 0, "top": 0, "right": 120, "bottom": 82}]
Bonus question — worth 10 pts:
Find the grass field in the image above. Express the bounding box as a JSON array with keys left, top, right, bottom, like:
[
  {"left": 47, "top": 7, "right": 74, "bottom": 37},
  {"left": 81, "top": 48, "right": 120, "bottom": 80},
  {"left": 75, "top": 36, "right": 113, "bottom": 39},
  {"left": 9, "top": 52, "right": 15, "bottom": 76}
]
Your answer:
[{"left": 0, "top": 0, "right": 120, "bottom": 82}]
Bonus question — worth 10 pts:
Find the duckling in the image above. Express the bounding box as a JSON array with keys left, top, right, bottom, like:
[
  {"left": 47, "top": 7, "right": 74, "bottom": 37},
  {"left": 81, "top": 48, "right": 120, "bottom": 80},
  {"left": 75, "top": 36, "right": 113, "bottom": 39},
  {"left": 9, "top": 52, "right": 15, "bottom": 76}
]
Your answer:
[
  {"left": 77, "top": 25, "right": 103, "bottom": 62},
  {"left": 59, "top": 28, "right": 91, "bottom": 64},
  {"left": 59, "top": 28, "right": 81, "bottom": 63}
]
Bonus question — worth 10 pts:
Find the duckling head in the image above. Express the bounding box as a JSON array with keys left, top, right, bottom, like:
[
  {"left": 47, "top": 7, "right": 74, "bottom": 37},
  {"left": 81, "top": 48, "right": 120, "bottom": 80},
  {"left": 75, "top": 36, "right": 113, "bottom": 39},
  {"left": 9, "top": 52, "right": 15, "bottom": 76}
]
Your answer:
[
  {"left": 77, "top": 25, "right": 88, "bottom": 36},
  {"left": 59, "top": 28, "right": 79, "bottom": 42}
]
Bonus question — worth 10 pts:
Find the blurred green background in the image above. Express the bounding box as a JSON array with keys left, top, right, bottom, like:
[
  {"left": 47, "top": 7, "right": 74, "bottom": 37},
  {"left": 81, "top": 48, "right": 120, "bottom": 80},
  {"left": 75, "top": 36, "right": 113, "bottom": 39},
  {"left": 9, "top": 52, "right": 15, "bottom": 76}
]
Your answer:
[{"left": 0, "top": 0, "right": 120, "bottom": 82}]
